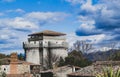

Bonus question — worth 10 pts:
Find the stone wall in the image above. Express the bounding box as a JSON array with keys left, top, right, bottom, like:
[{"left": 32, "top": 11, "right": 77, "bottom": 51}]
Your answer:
[
  {"left": 0, "top": 64, "right": 30, "bottom": 75},
  {"left": 17, "top": 64, "right": 30, "bottom": 74},
  {"left": 55, "top": 67, "right": 73, "bottom": 77},
  {"left": 24, "top": 34, "right": 68, "bottom": 68},
  {"left": 26, "top": 48, "right": 40, "bottom": 64},
  {"left": 0, "top": 65, "right": 10, "bottom": 74}
]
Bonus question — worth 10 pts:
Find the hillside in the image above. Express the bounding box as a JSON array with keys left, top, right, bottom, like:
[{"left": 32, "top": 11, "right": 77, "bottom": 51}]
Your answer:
[{"left": 85, "top": 49, "right": 120, "bottom": 61}]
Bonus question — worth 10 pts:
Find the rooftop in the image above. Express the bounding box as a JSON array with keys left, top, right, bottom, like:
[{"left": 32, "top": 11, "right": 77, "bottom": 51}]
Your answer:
[
  {"left": 7, "top": 73, "right": 32, "bottom": 77},
  {"left": 68, "top": 66, "right": 95, "bottom": 77},
  {"left": 28, "top": 30, "right": 66, "bottom": 36},
  {"left": 68, "top": 61, "right": 120, "bottom": 77},
  {"left": 0, "top": 58, "right": 35, "bottom": 65}
]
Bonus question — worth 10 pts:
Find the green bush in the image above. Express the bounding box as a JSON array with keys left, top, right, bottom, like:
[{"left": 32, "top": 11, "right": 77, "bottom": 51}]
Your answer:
[
  {"left": 96, "top": 67, "right": 120, "bottom": 77},
  {"left": 58, "top": 50, "right": 92, "bottom": 67}
]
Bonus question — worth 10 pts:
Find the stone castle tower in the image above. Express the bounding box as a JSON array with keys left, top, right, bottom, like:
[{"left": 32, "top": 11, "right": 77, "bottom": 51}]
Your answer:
[{"left": 23, "top": 30, "right": 68, "bottom": 67}]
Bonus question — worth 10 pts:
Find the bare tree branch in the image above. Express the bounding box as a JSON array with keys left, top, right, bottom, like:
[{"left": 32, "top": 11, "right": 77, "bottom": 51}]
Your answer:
[
  {"left": 45, "top": 52, "right": 59, "bottom": 69},
  {"left": 72, "top": 40, "right": 92, "bottom": 53}
]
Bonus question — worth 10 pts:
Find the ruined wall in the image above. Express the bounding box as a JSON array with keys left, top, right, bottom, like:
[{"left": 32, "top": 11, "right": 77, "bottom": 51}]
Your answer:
[
  {"left": 55, "top": 68, "right": 72, "bottom": 77},
  {"left": 0, "top": 65, "right": 10, "bottom": 74},
  {"left": 17, "top": 64, "right": 30, "bottom": 74},
  {"left": 0, "top": 64, "right": 30, "bottom": 75}
]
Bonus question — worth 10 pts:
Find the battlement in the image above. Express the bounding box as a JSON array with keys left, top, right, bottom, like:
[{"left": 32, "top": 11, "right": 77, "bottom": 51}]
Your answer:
[{"left": 23, "top": 42, "right": 68, "bottom": 49}]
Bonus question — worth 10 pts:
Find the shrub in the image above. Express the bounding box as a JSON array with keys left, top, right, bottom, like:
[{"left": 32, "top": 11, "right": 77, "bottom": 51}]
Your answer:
[{"left": 96, "top": 67, "right": 120, "bottom": 77}]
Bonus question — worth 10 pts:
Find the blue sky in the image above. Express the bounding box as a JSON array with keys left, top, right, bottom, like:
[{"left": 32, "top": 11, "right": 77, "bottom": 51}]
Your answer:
[{"left": 0, "top": 0, "right": 120, "bottom": 54}]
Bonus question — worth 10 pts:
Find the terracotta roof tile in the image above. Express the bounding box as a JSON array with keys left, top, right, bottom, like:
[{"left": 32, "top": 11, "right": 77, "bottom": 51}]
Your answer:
[{"left": 7, "top": 74, "right": 32, "bottom": 77}]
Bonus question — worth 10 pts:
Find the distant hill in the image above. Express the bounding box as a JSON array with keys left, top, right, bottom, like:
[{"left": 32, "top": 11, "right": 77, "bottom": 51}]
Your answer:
[
  {"left": 0, "top": 58, "right": 10, "bottom": 65},
  {"left": 84, "top": 49, "right": 120, "bottom": 61},
  {"left": 0, "top": 53, "right": 25, "bottom": 65},
  {"left": 0, "top": 53, "right": 10, "bottom": 65},
  {"left": 0, "top": 53, "right": 10, "bottom": 59}
]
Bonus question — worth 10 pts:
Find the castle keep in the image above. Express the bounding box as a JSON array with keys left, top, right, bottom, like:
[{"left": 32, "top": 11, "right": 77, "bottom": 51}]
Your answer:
[{"left": 23, "top": 30, "right": 68, "bottom": 67}]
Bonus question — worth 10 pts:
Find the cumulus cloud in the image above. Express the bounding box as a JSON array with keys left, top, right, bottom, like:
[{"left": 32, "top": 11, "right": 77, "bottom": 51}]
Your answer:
[
  {"left": 0, "top": 11, "right": 68, "bottom": 53},
  {"left": 0, "top": 18, "right": 38, "bottom": 32},
  {"left": 0, "top": 12, "right": 68, "bottom": 31},
  {"left": 80, "top": 0, "right": 97, "bottom": 13},
  {"left": 76, "top": 23, "right": 101, "bottom": 36},
  {"left": 66, "top": 0, "right": 120, "bottom": 42},
  {"left": 6, "top": 9, "right": 25, "bottom": 13},
  {"left": 67, "top": 33, "right": 106, "bottom": 47},
  {"left": 25, "top": 12, "right": 68, "bottom": 24},
  {"left": 66, "top": 0, "right": 86, "bottom": 5}
]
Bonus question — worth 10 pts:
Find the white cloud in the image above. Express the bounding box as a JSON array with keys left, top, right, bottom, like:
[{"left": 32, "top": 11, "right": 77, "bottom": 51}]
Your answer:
[
  {"left": 0, "top": 11, "right": 68, "bottom": 54},
  {"left": 0, "top": 18, "right": 38, "bottom": 31},
  {"left": 0, "top": 28, "right": 15, "bottom": 40},
  {"left": 78, "top": 23, "right": 95, "bottom": 31},
  {"left": 67, "top": 33, "right": 106, "bottom": 47},
  {"left": 8, "top": 17, "right": 38, "bottom": 29},
  {"left": 65, "top": 0, "right": 120, "bottom": 52},
  {"left": 6, "top": 8, "right": 25, "bottom": 13},
  {"left": 15, "top": 9, "right": 25, "bottom": 13},
  {"left": 101, "top": 6, "right": 115, "bottom": 18},
  {"left": 77, "top": 16, "right": 95, "bottom": 31},
  {"left": 65, "top": 0, "right": 86, "bottom": 5},
  {"left": 0, "top": 12, "right": 68, "bottom": 31},
  {"left": 26, "top": 12, "right": 68, "bottom": 23},
  {"left": 0, "top": 13, "right": 4, "bottom": 16},
  {"left": 0, "top": 35, "right": 10, "bottom": 40},
  {"left": 81, "top": 0, "right": 97, "bottom": 13},
  {"left": 0, "top": 28, "right": 28, "bottom": 54}
]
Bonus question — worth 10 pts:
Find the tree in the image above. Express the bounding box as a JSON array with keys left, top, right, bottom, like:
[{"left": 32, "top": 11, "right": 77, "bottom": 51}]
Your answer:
[
  {"left": 58, "top": 57, "right": 65, "bottom": 67},
  {"left": 18, "top": 53, "right": 25, "bottom": 61},
  {"left": 64, "top": 50, "right": 92, "bottom": 67},
  {"left": 72, "top": 40, "right": 92, "bottom": 53},
  {"left": 109, "top": 50, "right": 120, "bottom": 61},
  {"left": 68, "top": 50, "right": 84, "bottom": 60},
  {"left": 0, "top": 53, "right": 10, "bottom": 59},
  {"left": 65, "top": 56, "right": 75, "bottom": 65}
]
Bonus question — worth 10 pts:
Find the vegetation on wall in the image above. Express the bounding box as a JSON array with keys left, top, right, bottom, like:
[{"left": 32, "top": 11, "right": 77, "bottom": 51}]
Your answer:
[{"left": 58, "top": 50, "right": 92, "bottom": 67}]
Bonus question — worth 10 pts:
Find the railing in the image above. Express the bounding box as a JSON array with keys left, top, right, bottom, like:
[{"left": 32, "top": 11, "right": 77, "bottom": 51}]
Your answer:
[
  {"left": 49, "top": 42, "right": 68, "bottom": 48},
  {"left": 43, "top": 36, "right": 66, "bottom": 40},
  {"left": 28, "top": 37, "right": 43, "bottom": 41},
  {"left": 23, "top": 42, "right": 68, "bottom": 48},
  {"left": 23, "top": 42, "right": 43, "bottom": 48}
]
